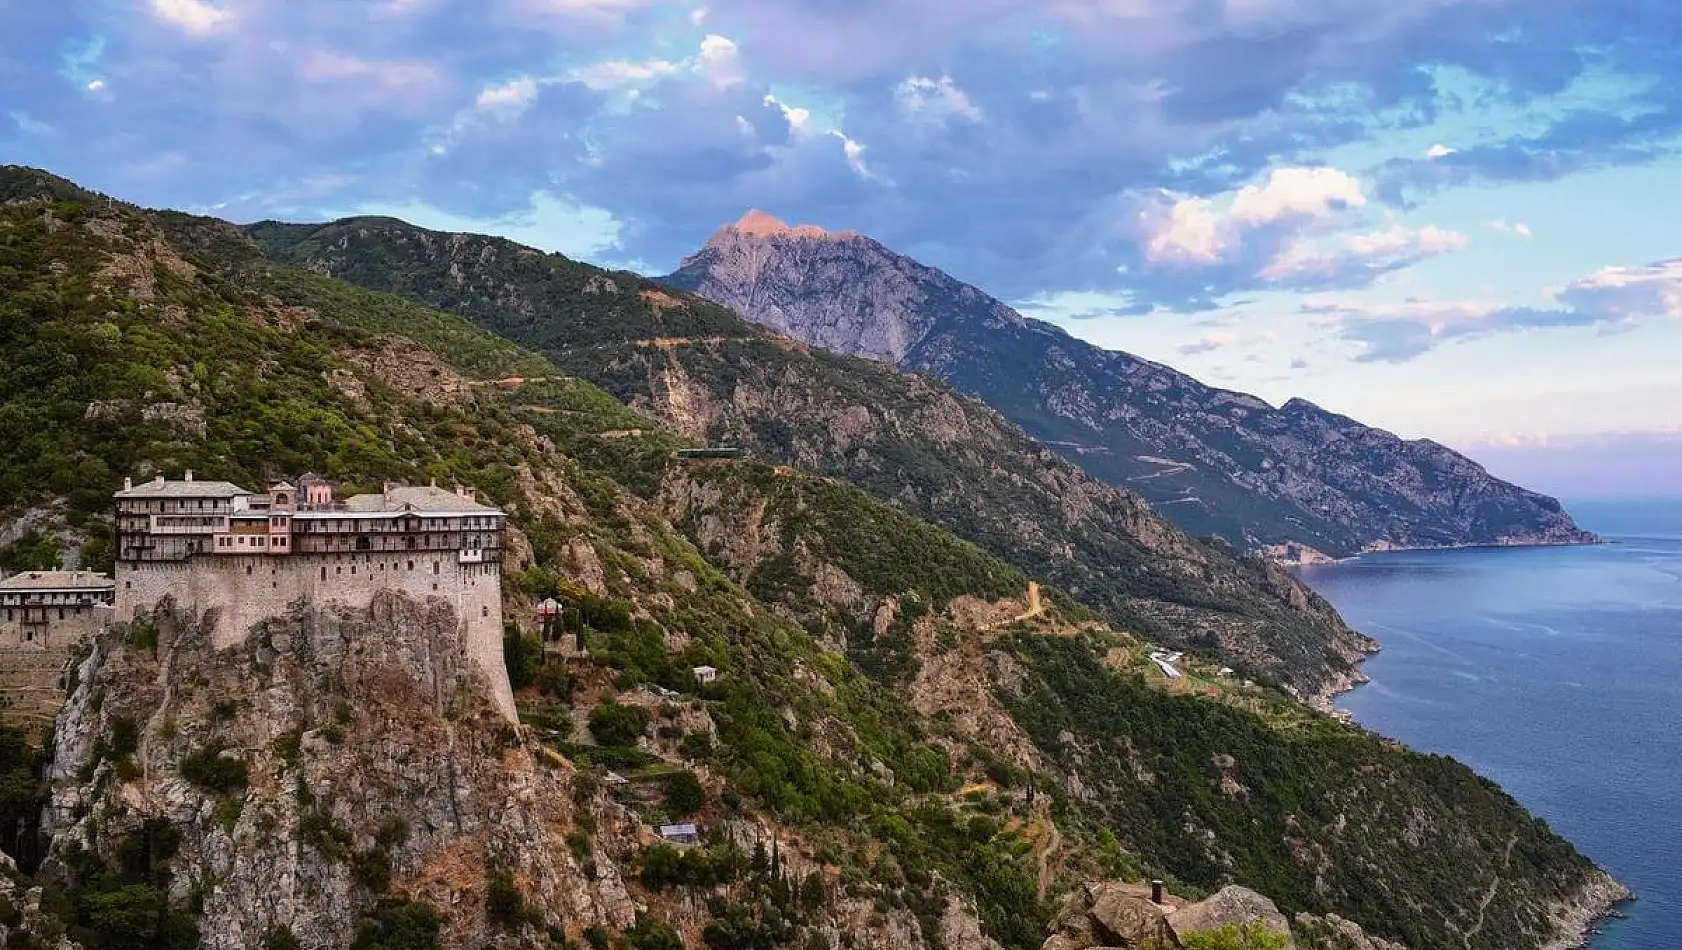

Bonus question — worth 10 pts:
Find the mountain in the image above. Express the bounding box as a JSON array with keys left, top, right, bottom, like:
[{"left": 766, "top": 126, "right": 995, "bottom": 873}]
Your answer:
[
  {"left": 0, "top": 166, "right": 1627, "bottom": 950},
  {"left": 664, "top": 213, "right": 1597, "bottom": 559},
  {"left": 243, "top": 214, "right": 1375, "bottom": 702}
]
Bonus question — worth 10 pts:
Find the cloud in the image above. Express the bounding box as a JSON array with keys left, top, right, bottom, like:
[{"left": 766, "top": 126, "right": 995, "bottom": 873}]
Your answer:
[
  {"left": 1488, "top": 218, "right": 1533, "bottom": 238},
  {"left": 13, "top": 0, "right": 1682, "bottom": 310},
  {"left": 1132, "top": 166, "right": 1368, "bottom": 269},
  {"left": 149, "top": 0, "right": 228, "bottom": 35},
  {"left": 1260, "top": 224, "right": 1467, "bottom": 286},
  {"left": 895, "top": 75, "right": 983, "bottom": 124},
  {"left": 1121, "top": 166, "right": 1462, "bottom": 302},
  {"left": 1556, "top": 259, "right": 1682, "bottom": 322},
  {"left": 1310, "top": 255, "right": 1682, "bottom": 362},
  {"left": 476, "top": 76, "right": 540, "bottom": 117},
  {"left": 1178, "top": 331, "right": 1238, "bottom": 355},
  {"left": 1228, "top": 166, "right": 1366, "bottom": 227}
]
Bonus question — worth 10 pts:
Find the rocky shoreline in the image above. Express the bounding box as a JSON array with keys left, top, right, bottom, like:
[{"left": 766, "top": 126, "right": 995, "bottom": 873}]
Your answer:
[{"left": 1541, "top": 870, "right": 1634, "bottom": 950}]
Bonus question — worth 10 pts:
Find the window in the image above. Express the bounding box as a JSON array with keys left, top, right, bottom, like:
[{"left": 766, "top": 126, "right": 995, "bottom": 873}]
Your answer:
[
  {"left": 433, "top": 561, "right": 440, "bottom": 575},
  {"left": 320, "top": 566, "right": 327, "bottom": 580},
  {"left": 406, "top": 560, "right": 414, "bottom": 571},
  {"left": 57, "top": 608, "right": 64, "bottom": 621},
  {"left": 245, "top": 565, "right": 252, "bottom": 576},
  {"left": 481, "top": 605, "right": 489, "bottom": 618}
]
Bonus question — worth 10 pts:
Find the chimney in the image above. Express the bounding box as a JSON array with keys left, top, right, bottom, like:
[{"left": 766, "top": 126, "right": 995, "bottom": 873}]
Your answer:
[
  {"left": 184, "top": 469, "right": 194, "bottom": 482},
  {"left": 123, "top": 476, "right": 132, "bottom": 491},
  {"left": 1150, "top": 880, "right": 1164, "bottom": 904}
]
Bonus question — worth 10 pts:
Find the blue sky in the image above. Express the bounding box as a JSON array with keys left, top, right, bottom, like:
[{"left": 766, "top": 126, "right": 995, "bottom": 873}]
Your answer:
[{"left": 4, "top": 0, "right": 1681, "bottom": 498}]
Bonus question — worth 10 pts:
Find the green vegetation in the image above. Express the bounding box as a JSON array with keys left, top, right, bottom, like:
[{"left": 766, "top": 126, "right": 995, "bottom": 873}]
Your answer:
[
  {"left": 55, "top": 819, "right": 200, "bottom": 950},
  {"left": 1181, "top": 924, "right": 1291, "bottom": 950},
  {"left": 1001, "top": 632, "right": 1594, "bottom": 950},
  {"left": 663, "top": 770, "right": 704, "bottom": 817},
  {"left": 587, "top": 702, "right": 652, "bottom": 747},
  {"left": 177, "top": 743, "right": 248, "bottom": 795},
  {"left": 350, "top": 898, "right": 443, "bottom": 950}
]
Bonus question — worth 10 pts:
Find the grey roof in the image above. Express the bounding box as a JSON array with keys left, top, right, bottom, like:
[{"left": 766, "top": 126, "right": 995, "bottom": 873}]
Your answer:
[
  {"left": 0, "top": 571, "right": 115, "bottom": 591},
  {"left": 340, "top": 485, "right": 501, "bottom": 515},
  {"left": 114, "top": 477, "right": 250, "bottom": 499},
  {"left": 659, "top": 823, "right": 699, "bottom": 837}
]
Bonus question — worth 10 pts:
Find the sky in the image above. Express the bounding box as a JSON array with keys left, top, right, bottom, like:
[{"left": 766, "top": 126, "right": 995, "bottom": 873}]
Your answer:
[{"left": 3, "top": 0, "right": 1681, "bottom": 498}]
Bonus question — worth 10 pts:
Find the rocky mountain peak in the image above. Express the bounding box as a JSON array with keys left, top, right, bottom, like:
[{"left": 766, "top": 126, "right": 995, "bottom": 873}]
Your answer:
[
  {"left": 667, "top": 223, "right": 1599, "bottom": 557},
  {"left": 718, "top": 208, "right": 848, "bottom": 242}
]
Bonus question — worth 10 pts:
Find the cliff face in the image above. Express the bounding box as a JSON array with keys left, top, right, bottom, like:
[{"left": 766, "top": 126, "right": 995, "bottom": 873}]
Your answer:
[
  {"left": 46, "top": 593, "right": 632, "bottom": 949},
  {"left": 666, "top": 215, "right": 1598, "bottom": 558}
]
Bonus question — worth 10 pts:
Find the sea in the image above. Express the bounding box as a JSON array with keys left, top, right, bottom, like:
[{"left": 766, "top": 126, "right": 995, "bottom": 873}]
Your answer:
[{"left": 1298, "top": 499, "right": 1682, "bottom": 950}]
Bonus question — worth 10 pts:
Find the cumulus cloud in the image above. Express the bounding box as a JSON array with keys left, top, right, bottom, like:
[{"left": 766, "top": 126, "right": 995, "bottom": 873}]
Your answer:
[
  {"left": 1123, "top": 166, "right": 1462, "bottom": 302},
  {"left": 13, "top": 0, "right": 1682, "bottom": 309},
  {"left": 150, "top": 0, "right": 228, "bottom": 36},
  {"left": 1133, "top": 166, "right": 1369, "bottom": 268}
]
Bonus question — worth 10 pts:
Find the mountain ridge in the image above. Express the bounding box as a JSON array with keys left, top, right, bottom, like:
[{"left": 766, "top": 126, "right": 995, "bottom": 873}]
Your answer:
[{"left": 665, "top": 216, "right": 1597, "bottom": 559}]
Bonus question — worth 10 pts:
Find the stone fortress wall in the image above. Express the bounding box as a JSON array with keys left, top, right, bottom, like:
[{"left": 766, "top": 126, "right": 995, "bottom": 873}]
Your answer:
[
  {"left": 116, "top": 552, "right": 513, "bottom": 719},
  {"left": 111, "top": 472, "right": 517, "bottom": 721}
]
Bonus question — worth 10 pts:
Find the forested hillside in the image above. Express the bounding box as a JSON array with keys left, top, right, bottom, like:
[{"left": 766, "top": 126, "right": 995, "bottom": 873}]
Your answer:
[{"left": 0, "top": 167, "right": 1624, "bottom": 950}]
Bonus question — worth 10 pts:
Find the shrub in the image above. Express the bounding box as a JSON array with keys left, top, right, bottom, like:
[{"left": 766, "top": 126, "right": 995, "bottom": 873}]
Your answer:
[
  {"left": 485, "top": 867, "right": 525, "bottom": 931},
  {"left": 178, "top": 743, "right": 248, "bottom": 795},
  {"left": 626, "top": 916, "right": 684, "bottom": 950},
  {"left": 503, "top": 627, "right": 542, "bottom": 691},
  {"left": 587, "top": 702, "right": 651, "bottom": 747},
  {"left": 351, "top": 898, "right": 443, "bottom": 950},
  {"left": 1180, "top": 923, "right": 1290, "bottom": 950},
  {"left": 664, "top": 771, "right": 704, "bottom": 818},
  {"left": 354, "top": 849, "right": 393, "bottom": 892}
]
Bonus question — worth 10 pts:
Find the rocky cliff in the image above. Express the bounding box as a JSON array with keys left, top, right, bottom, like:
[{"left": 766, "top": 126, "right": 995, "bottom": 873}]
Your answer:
[{"left": 665, "top": 214, "right": 1598, "bottom": 558}]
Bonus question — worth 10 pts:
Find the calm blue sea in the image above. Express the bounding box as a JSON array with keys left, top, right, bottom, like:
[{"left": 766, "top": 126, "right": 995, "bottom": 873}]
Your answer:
[{"left": 1298, "top": 499, "right": 1682, "bottom": 950}]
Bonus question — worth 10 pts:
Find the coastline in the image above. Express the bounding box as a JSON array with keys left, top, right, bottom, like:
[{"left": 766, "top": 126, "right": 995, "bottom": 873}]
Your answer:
[
  {"left": 1541, "top": 871, "right": 1634, "bottom": 950},
  {"left": 1301, "top": 552, "right": 1637, "bottom": 950},
  {"left": 1271, "top": 535, "right": 1606, "bottom": 568}
]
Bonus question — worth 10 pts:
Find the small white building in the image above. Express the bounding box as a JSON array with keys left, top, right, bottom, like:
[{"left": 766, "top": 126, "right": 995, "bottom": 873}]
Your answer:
[
  {"left": 692, "top": 665, "right": 718, "bottom": 684},
  {"left": 659, "top": 822, "right": 700, "bottom": 846}
]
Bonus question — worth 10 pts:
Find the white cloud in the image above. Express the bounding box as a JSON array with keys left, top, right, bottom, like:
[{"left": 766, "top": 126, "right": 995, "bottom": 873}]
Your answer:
[
  {"left": 1228, "top": 166, "right": 1366, "bottom": 227},
  {"left": 691, "top": 6, "right": 709, "bottom": 24},
  {"left": 86, "top": 79, "right": 106, "bottom": 93},
  {"left": 1425, "top": 143, "right": 1456, "bottom": 159},
  {"left": 895, "top": 75, "right": 984, "bottom": 124},
  {"left": 1140, "top": 194, "right": 1228, "bottom": 264},
  {"left": 764, "top": 93, "right": 811, "bottom": 133},
  {"left": 564, "top": 34, "right": 742, "bottom": 91},
  {"left": 734, "top": 115, "right": 755, "bottom": 136},
  {"left": 568, "top": 57, "right": 683, "bottom": 90},
  {"left": 1489, "top": 218, "right": 1533, "bottom": 238},
  {"left": 476, "top": 76, "right": 539, "bottom": 118},
  {"left": 1134, "top": 166, "right": 1369, "bottom": 268},
  {"left": 1260, "top": 225, "right": 1466, "bottom": 282},
  {"left": 698, "top": 34, "right": 744, "bottom": 87},
  {"left": 832, "top": 130, "right": 875, "bottom": 179},
  {"left": 1557, "top": 259, "right": 1682, "bottom": 321},
  {"left": 1341, "top": 224, "right": 1468, "bottom": 258},
  {"left": 149, "top": 0, "right": 228, "bottom": 35}
]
